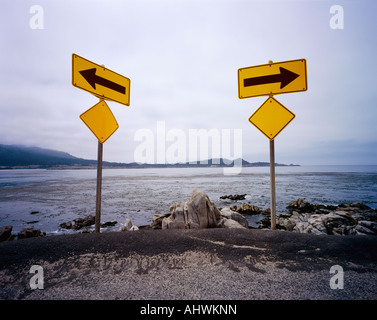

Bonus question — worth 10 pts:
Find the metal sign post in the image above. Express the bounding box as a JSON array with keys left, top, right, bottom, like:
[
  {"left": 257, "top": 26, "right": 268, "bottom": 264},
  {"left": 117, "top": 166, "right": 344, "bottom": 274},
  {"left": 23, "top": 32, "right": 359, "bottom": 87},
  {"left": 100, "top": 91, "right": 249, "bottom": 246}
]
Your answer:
[
  {"left": 269, "top": 140, "right": 277, "bottom": 230},
  {"left": 95, "top": 139, "right": 103, "bottom": 233}
]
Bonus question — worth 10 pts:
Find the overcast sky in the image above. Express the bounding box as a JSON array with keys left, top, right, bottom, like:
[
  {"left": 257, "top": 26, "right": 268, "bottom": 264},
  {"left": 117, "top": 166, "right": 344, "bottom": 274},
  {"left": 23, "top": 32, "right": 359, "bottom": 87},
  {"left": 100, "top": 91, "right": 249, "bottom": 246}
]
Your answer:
[{"left": 0, "top": 0, "right": 376, "bottom": 165}]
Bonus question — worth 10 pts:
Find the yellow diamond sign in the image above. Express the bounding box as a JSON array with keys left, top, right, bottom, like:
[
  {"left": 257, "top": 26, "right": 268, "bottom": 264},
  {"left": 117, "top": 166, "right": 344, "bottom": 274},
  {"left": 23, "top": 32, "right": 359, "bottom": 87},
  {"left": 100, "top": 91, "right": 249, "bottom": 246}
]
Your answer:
[
  {"left": 80, "top": 100, "right": 119, "bottom": 144},
  {"left": 249, "top": 97, "right": 295, "bottom": 141}
]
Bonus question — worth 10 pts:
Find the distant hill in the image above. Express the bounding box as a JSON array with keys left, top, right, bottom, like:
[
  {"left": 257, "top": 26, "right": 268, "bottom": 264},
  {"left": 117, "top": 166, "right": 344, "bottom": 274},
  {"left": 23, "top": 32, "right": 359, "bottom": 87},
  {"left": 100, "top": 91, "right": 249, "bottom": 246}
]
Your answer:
[
  {"left": 0, "top": 145, "right": 95, "bottom": 168},
  {"left": 0, "top": 144, "right": 299, "bottom": 169}
]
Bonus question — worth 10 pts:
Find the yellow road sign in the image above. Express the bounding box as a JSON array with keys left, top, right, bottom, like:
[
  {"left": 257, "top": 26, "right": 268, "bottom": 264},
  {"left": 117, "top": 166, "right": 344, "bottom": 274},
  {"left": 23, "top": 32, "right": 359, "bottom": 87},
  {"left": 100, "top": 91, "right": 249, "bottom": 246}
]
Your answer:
[
  {"left": 80, "top": 100, "right": 119, "bottom": 144},
  {"left": 249, "top": 97, "right": 295, "bottom": 140},
  {"left": 72, "top": 54, "right": 130, "bottom": 106},
  {"left": 238, "top": 59, "right": 307, "bottom": 99}
]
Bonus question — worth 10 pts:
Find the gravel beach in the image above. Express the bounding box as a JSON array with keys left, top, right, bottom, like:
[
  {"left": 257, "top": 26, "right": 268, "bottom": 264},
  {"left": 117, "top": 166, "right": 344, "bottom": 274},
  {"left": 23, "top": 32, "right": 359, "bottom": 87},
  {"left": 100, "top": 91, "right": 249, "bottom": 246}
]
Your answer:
[{"left": 1, "top": 228, "right": 377, "bottom": 300}]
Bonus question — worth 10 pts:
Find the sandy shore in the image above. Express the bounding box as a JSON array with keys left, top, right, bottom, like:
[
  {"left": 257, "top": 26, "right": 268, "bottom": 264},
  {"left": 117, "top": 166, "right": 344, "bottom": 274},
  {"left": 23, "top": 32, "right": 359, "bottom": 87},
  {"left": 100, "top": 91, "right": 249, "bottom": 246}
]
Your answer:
[{"left": 1, "top": 228, "right": 377, "bottom": 300}]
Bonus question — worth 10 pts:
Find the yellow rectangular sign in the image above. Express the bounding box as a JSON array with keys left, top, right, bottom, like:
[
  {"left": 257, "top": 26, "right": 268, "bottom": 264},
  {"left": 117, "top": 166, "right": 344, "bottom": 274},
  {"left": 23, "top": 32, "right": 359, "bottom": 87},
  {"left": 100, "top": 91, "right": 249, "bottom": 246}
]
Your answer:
[
  {"left": 80, "top": 100, "right": 119, "bottom": 144},
  {"left": 72, "top": 54, "right": 130, "bottom": 106},
  {"left": 249, "top": 97, "right": 295, "bottom": 140},
  {"left": 238, "top": 59, "right": 307, "bottom": 99}
]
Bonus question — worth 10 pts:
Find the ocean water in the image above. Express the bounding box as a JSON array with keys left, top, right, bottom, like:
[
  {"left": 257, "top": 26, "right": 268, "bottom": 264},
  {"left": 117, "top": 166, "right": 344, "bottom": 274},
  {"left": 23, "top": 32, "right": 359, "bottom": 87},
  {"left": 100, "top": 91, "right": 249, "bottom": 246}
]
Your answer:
[{"left": 0, "top": 165, "right": 376, "bottom": 235}]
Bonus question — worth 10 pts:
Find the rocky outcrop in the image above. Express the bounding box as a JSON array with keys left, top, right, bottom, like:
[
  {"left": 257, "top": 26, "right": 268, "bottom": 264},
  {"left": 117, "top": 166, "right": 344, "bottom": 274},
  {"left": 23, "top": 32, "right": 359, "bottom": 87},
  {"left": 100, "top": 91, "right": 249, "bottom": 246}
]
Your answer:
[
  {"left": 60, "top": 214, "right": 96, "bottom": 230},
  {"left": 18, "top": 227, "right": 46, "bottom": 239},
  {"left": 0, "top": 225, "right": 13, "bottom": 242},
  {"left": 259, "top": 199, "right": 377, "bottom": 236},
  {"left": 0, "top": 225, "right": 46, "bottom": 241},
  {"left": 220, "top": 194, "right": 247, "bottom": 201},
  {"left": 230, "top": 203, "right": 263, "bottom": 215},
  {"left": 60, "top": 215, "right": 118, "bottom": 231},
  {"left": 152, "top": 189, "right": 249, "bottom": 230}
]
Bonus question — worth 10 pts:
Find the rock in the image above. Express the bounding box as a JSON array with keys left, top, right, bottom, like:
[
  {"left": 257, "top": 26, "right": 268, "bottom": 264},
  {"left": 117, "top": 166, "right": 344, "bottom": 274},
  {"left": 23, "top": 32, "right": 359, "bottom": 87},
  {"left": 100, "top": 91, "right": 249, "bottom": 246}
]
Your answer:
[
  {"left": 159, "top": 190, "right": 250, "bottom": 230},
  {"left": 60, "top": 221, "right": 73, "bottom": 229},
  {"left": 287, "top": 198, "right": 314, "bottom": 213},
  {"left": 60, "top": 214, "right": 95, "bottom": 230},
  {"left": 220, "top": 194, "right": 247, "bottom": 201},
  {"left": 151, "top": 213, "right": 170, "bottom": 229},
  {"left": 18, "top": 227, "right": 45, "bottom": 239},
  {"left": 307, "top": 214, "right": 327, "bottom": 234},
  {"left": 339, "top": 202, "right": 371, "bottom": 211},
  {"left": 162, "top": 189, "right": 221, "bottom": 229},
  {"left": 101, "top": 221, "right": 117, "bottom": 228},
  {"left": 219, "top": 218, "right": 246, "bottom": 229},
  {"left": 357, "top": 220, "right": 377, "bottom": 234},
  {"left": 241, "top": 203, "right": 260, "bottom": 214},
  {"left": 322, "top": 212, "right": 357, "bottom": 235},
  {"left": 220, "top": 208, "right": 249, "bottom": 228},
  {"left": 163, "top": 201, "right": 188, "bottom": 229},
  {"left": 120, "top": 218, "right": 139, "bottom": 231},
  {"left": 186, "top": 188, "right": 221, "bottom": 228},
  {"left": 230, "top": 203, "right": 260, "bottom": 215},
  {"left": 73, "top": 214, "right": 95, "bottom": 229},
  {"left": 0, "top": 225, "right": 13, "bottom": 242},
  {"left": 259, "top": 216, "right": 271, "bottom": 229},
  {"left": 267, "top": 200, "right": 377, "bottom": 236},
  {"left": 352, "top": 208, "right": 377, "bottom": 222}
]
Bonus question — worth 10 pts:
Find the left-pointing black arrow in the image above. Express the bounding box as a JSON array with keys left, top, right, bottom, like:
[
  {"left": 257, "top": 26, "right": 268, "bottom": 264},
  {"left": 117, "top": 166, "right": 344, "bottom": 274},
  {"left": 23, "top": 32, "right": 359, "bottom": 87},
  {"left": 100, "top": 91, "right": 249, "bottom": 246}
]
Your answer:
[
  {"left": 244, "top": 67, "right": 299, "bottom": 89},
  {"left": 79, "top": 68, "right": 126, "bottom": 94}
]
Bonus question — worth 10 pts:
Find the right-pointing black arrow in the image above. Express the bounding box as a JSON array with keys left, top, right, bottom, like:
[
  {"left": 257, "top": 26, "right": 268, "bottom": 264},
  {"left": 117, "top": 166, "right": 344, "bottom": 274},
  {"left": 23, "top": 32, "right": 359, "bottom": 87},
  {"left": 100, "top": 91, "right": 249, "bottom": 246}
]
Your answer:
[
  {"left": 79, "top": 68, "right": 126, "bottom": 94},
  {"left": 244, "top": 67, "right": 299, "bottom": 89}
]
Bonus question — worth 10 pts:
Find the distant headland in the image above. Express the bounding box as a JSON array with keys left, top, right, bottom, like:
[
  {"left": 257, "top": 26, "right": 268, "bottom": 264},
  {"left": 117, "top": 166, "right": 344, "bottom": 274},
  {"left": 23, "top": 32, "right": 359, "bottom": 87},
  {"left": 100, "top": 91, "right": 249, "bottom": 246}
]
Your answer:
[{"left": 0, "top": 144, "right": 299, "bottom": 170}]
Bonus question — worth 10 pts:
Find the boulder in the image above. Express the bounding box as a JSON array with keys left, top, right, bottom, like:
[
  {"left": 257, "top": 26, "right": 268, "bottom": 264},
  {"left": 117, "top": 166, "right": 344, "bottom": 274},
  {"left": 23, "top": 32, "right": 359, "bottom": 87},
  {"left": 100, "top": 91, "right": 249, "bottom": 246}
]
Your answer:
[
  {"left": 0, "top": 225, "right": 13, "bottom": 242},
  {"left": 60, "top": 221, "right": 73, "bottom": 229},
  {"left": 101, "top": 221, "right": 118, "bottom": 228},
  {"left": 161, "top": 189, "right": 250, "bottom": 230},
  {"left": 151, "top": 213, "right": 170, "bottom": 229},
  {"left": 220, "top": 218, "right": 246, "bottom": 229},
  {"left": 307, "top": 214, "right": 327, "bottom": 234},
  {"left": 163, "top": 201, "right": 188, "bottom": 229},
  {"left": 120, "top": 218, "right": 139, "bottom": 231},
  {"left": 355, "top": 223, "right": 377, "bottom": 235},
  {"left": 18, "top": 227, "right": 45, "bottom": 239},
  {"left": 73, "top": 215, "right": 95, "bottom": 229},
  {"left": 185, "top": 189, "right": 221, "bottom": 228},
  {"left": 162, "top": 189, "right": 222, "bottom": 229},
  {"left": 220, "top": 208, "right": 249, "bottom": 228}
]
